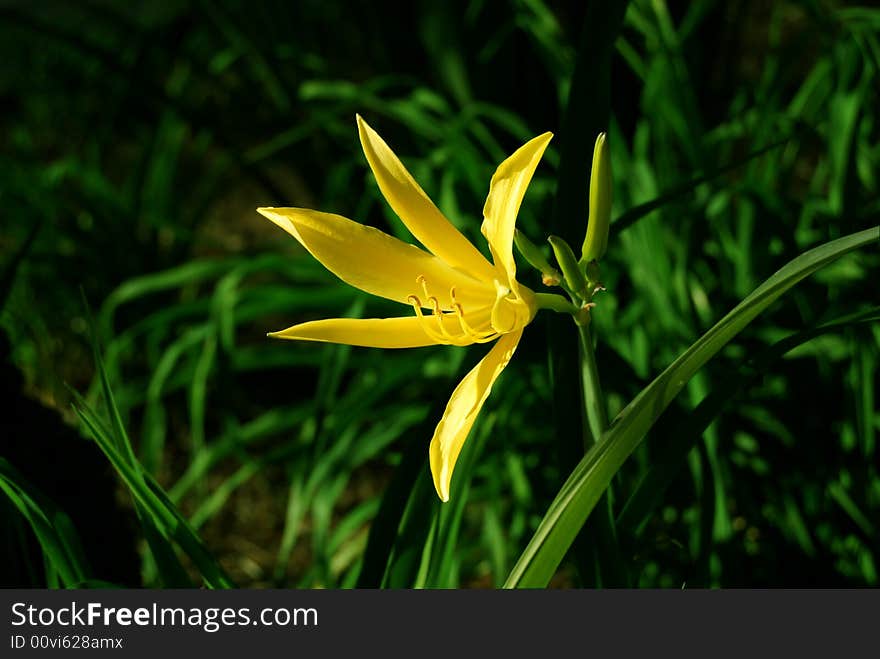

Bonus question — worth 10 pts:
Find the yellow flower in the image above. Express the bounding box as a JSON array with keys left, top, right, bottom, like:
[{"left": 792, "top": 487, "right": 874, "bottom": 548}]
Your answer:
[{"left": 258, "top": 115, "right": 552, "bottom": 501}]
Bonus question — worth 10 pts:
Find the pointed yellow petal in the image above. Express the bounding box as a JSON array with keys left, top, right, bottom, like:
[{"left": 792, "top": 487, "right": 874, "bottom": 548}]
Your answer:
[
  {"left": 271, "top": 306, "right": 499, "bottom": 349},
  {"left": 429, "top": 329, "right": 523, "bottom": 501},
  {"left": 258, "top": 207, "right": 494, "bottom": 310},
  {"left": 357, "top": 115, "right": 497, "bottom": 281},
  {"left": 269, "top": 316, "right": 442, "bottom": 348},
  {"left": 481, "top": 132, "right": 553, "bottom": 287}
]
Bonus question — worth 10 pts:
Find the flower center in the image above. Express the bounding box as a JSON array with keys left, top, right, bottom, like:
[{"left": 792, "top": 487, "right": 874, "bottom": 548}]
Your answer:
[
  {"left": 407, "top": 275, "right": 533, "bottom": 346},
  {"left": 407, "top": 275, "right": 500, "bottom": 346}
]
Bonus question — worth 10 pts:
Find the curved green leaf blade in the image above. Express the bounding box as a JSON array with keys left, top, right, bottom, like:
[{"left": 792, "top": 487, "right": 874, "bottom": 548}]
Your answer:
[
  {"left": 0, "top": 458, "right": 91, "bottom": 587},
  {"left": 505, "top": 226, "right": 879, "bottom": 588}
]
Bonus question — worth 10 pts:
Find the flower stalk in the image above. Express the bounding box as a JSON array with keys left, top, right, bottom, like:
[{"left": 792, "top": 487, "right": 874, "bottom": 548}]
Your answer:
[{"left": 577, "top": 323, "right": 608, "bottom": 446}]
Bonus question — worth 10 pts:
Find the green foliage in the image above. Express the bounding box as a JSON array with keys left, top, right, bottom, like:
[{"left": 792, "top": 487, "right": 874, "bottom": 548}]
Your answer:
[
  {"left": 1, "top": 0, "right": 877, "bottom": 588},
  {"left": 506, "top": 228, "right": 879, "bottom": 587}
]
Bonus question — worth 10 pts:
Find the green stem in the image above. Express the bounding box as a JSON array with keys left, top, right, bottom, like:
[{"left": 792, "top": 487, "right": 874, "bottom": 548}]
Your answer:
[
  {"left": 577, "top": 322, "right": 628, "bottom": 586},
  {"left": 577, "top": 323, "right": 609, "bottom": 444},
  {"left": 534, "top": 292, "right": 579, "bottom": 315},
  {"left": 543, "top": 0, "right": 630, "bottom": 588}
]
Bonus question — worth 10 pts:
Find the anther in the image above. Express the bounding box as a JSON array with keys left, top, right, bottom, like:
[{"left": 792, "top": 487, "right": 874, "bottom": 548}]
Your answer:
[
  {"left": 409, "top": 294, "right": 449, "bottom": 344},
  {"left": 418, "top": 275, "right": 433, "bottom": 303}
]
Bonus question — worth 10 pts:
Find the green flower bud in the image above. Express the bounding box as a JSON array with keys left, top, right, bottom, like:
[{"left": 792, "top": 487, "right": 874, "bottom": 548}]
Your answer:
[
  {"left": 514, "top": 229, "right": 562, "bottom": 286},
  {"left": 548, "top": 235, "right": 589, "bottom": 300},
  {"left": 584, "top": 259, "right": 601, "bottom": 287},
  {"left": 581, "top": 132, "right": 611, "bottom": 264}
]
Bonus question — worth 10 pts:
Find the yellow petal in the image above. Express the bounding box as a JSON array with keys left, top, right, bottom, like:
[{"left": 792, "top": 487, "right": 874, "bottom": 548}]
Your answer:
[
  {"left": 269, "top": 316, "right": 441, "bottom": 348},
  {"left": 481, "top": 132, "right": 553, "bottom": 289},
  {"left": 268, "top": 309, "right": 499, "bottom": 348},
  {"left": 357, "top": 115, "right": 497, "bottom": 282},
  {"left": 258, "top": 207, "right": 493, "bottom": 310},
  {"left": 429, "top": 329, "right": 523, "bottom": 501}
]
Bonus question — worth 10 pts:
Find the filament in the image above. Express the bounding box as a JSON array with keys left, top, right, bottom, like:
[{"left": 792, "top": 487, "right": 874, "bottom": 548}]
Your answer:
[
  {"left": 409, "top": 277, "right": 500, "bottom": 346},
  {"left": 451, "top": 287, "right": 497, "bottom": 343}
]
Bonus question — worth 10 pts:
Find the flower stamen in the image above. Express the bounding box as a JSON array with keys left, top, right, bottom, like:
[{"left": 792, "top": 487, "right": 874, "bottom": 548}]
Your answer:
[
  {"left": 450, "top": 287, "right": 497, "bottom": 343},
  {"left": 408, "top": 294, "right": 457, "bottom": 345},
  {"left": 410, "top": 277, "right": 497, "bottom": 346},
  {"left": 427, "top": 294, "right": 464, "bottom": 345}
]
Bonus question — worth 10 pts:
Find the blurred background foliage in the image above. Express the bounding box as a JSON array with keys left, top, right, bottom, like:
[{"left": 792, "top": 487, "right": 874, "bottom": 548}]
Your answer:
[{"left": 0, "top": 0, "right": 877, "bottom": 588}]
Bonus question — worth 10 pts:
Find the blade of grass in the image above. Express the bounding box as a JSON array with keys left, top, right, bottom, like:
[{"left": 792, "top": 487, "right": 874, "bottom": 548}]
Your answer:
[
  {"left": 83, "top": 294, "right": 194, "bottom": 586},
  {"left": 70, "top": 393, "right": 230, "bottom": 586},
  {"left": 82, "top": 292, "right": 138, "bottom": 466},
  {"left": 382, "top": 470, "right": 439, "bottom": 588},
  {"left": 0, "top": 458, "right": 91, "bottom": 587},
  {"left": 356, "top": 429, "right": 433, "bottom": 587}
]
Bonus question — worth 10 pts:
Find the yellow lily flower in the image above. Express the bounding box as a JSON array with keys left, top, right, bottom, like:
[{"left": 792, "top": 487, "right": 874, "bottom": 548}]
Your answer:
[{"left": 258, "top": 115, "right": 552, "bottom": 501}]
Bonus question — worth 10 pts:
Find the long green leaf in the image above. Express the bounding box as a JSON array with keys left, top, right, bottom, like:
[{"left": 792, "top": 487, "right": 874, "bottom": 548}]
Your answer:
[
  {"left": 80, "top": 296, "right": 192, "bottom": 586},
  {"left": 0, "top": 458, "right": 91, "bottom": 587},
  {"left": 505, "top": 226, "right": 879, "bottom": 588},
  {"left": 71, "top": 392, "right": 233, "bottom": 588}
]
